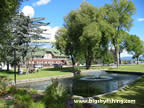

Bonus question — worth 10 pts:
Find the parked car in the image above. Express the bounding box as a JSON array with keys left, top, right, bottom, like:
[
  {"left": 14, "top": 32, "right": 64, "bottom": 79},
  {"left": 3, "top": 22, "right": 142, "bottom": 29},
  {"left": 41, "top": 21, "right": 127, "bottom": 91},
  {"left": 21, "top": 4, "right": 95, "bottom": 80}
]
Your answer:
[{"left": 34, "top": 64, "right": 43, "bottom": 68}]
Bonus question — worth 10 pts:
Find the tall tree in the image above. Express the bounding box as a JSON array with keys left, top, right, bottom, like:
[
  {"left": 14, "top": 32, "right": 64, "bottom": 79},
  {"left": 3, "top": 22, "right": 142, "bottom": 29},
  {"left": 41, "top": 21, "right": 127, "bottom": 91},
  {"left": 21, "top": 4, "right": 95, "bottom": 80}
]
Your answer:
[
  {"left": 0, "top": 0, "right": 22, "bottom": 66},
  {"left": 104, "top": 0, "right": 136, "bottom": 68},
  {"left": 56, "top": 2, "right": 115, "bottom": 69},
  {"left": 0, "top": 0, "right": 21, "bottom": 25},
  {"left": 0, "top": 0, "right": 22, "bottom": 44},
  {"left": 7, "top": 13, "right": 49, "bottom": 84},
  {"left": 125, "top": 35, "right": 144, "bottom": 64},
  {"left": 64, "top": 2, "right": 112, "bottom": 69},
  {"left": 55, "top": 27, "right": 79, "bottom": 70}
]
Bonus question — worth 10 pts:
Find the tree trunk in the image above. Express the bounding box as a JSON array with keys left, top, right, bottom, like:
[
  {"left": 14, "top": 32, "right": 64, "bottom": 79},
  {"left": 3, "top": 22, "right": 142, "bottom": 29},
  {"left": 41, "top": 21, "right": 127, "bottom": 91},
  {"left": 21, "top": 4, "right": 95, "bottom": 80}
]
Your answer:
[
  {"left": 70, "top": 54, "right": 76, "bottom": 73},
  {"left": 86, "top": 56, "right": 92, "bottom": 70},
  {"left": 137, "top": 57, "right": 139, "bottom": 64},
  {"left": 26, "top": 59, "right": 30, "bottom": 74},
  {"left": 119, "top": 51, "right": 121, "bottom": 64},
  {"left": 7, "top": 62, "right": 9, "bottom": 71},
  {"left": 116, "top": 47, "right": 120, "bottom": 68},
  {"left": 18, "top": 64, "right": 20, "bottom": 73},
  {"left": 86, "top": 46, "right": 93, "bottom": 70},
  {"left": 71, "top": 55, "right": 76, "bottom": 67}
]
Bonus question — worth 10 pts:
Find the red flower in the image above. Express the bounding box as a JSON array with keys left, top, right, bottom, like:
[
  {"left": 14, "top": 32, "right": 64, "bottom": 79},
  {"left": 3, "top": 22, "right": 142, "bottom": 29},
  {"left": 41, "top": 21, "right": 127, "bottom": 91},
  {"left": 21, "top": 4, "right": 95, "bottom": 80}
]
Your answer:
[{"left": 56, "top": 81, "right": 59, "bottom": 84}]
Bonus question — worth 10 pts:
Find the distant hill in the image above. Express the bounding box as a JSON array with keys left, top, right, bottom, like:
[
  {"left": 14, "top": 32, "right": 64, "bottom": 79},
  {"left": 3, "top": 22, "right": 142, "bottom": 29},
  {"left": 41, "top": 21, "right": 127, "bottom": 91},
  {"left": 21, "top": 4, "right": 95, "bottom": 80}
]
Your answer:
[{"left": 121, "top": 56, "right": 144, "bottom": 60}]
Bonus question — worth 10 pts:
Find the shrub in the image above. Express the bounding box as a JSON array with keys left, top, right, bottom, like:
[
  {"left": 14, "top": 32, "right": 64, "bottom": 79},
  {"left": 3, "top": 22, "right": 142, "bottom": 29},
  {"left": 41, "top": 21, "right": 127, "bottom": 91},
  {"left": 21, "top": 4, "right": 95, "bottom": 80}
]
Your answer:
[
  {"left": 75, "top": 103, "right": 83, "bottom": 108},
  {"left": 14, "top": 89, "right": 33, "bottom": 108},
  {"left": 0, "top": 76, "right": 11, "bottom": 91},
  {"left": 52, "top": 104, "right": 66, "bottom": 108},
  {"left": 29, "top": 89, "right": 38, "bottom": 94},
  {"left": 29, "top": 102, "right": 45, "bottom": 108},
  {"left": 8, "top": 86, "right": 17, "bottom": 94},
  {"left": 44, "top": 80, "right": 71, "bottom": 108},
  {"left": 15, "top": 88, "right": 28, "bottom": 95}
]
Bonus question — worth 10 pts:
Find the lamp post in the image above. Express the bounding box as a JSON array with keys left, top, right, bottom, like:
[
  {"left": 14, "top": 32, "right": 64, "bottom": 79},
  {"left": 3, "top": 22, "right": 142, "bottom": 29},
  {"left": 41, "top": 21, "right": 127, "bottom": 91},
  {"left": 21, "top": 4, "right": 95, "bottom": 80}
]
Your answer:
[{"left": 14, "top": 47, "right": 16, "bottom": 85}]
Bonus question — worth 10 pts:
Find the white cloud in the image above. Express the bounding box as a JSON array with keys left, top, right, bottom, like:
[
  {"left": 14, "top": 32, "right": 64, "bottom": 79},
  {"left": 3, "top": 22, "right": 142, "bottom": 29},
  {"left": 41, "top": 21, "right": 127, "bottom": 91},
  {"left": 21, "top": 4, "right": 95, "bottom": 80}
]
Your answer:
[
  {"left": 33, "top": 0, "right": 51, "bottom": 6},
  {"left": 120, "top": 49, "right": 132, "bottom": 57},
  {"left": 21, "top": 6, "right": 35, "bottom": 18},
  {"left": 40, "top": 26, "right": 60, "bottom": 40},
  {"left": 138, "top": 18, "right": 144, "bottom": 22}
]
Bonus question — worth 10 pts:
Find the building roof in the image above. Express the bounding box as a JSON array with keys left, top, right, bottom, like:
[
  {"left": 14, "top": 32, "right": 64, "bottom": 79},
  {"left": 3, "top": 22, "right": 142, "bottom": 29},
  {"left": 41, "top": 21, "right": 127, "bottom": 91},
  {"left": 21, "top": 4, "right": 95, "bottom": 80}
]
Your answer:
[
  {"left": 33, "top": 48, "right": 67, "bottom": 58},
  {"left": 44, "top": 48, "right": 66, "bottom": 57}
]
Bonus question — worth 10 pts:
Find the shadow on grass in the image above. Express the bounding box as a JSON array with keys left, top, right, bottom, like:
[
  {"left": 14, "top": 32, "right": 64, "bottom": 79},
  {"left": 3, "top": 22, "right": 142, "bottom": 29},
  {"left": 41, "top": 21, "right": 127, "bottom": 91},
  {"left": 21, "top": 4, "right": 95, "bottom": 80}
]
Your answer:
[
  {"left": 42, "top": 67, "right": 74, "bottom": 73},
  {"left": 102, "top": 76, "right": 144, "bottom": 108},
  {"left": 0, "top": 70, "right": 19, "bottom": 75}
]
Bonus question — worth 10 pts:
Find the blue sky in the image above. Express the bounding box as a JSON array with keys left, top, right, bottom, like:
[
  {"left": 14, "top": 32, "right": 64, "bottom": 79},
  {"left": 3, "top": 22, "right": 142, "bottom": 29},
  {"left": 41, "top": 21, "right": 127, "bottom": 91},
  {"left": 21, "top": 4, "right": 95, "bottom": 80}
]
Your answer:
[{"left": 20, "top": 0, "right": 144, "bottom": 41}]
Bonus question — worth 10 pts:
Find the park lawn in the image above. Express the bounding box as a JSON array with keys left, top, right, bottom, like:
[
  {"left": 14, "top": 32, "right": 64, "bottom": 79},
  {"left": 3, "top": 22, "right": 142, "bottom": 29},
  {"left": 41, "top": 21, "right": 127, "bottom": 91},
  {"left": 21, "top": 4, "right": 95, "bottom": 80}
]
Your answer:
[
  {"left": 100, "top": 76, "right": 144, "bottom": 108},
  {"left": 80, "top": 65, "right": 110, "bottom": 70},
  {"left": 109, "top": 64, "right": 144, "bottom": 72},
  {"left": 1, "top": 64, "right": 144, "bottom": 80},
  {"left": 0, "top": 66, "right": 110, "bottom": 81},
  {"left": 0, "top": 68, "right": 72, "bottom": 80}
]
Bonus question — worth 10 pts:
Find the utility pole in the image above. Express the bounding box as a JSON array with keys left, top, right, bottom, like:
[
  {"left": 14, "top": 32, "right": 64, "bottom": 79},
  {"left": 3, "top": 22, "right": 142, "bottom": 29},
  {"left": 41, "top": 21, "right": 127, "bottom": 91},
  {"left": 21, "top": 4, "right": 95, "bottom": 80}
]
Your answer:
[{"left": 14, "top": 48, "right": 16, "bottom": 85}]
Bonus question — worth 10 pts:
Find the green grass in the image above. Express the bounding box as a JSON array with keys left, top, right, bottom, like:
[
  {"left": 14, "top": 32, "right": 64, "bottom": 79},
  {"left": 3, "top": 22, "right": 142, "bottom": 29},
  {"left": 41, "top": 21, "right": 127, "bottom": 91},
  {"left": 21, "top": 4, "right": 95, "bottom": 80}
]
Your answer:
[
  {"left": 1, "top": 64, "right": 144, "bottom": 81},
  {"left": 109, "top": 64, "right": 144, "bottom": 72},
  {"left": 0, "top": 66, "right": 110, "bottom": 81},
  {"left": 79, "top": 65, "right": 110, "bottom": 70},
  {"left": 0, "top": 68, "right": 72, "bottom": 80},
  {"left": 100, "top": 76, "right": 144, "bottom": 108}
]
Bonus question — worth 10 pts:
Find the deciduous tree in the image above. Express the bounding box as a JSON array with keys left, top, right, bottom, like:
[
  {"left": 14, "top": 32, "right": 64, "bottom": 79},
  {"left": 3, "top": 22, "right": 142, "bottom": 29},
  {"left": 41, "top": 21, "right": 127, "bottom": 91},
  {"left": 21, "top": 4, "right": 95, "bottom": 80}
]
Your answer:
[
  {"left": 125, "top": 35, "right": 144, "bottom": 64},
  {"left": 104, "top": 0, "right": 136, "bottom": 68}
]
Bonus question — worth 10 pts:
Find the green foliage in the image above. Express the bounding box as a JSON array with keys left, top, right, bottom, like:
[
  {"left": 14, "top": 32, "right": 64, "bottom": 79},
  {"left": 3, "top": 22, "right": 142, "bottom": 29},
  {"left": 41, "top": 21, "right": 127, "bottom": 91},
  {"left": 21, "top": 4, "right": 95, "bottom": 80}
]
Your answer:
[
  {"left": 56, "top": 2, "right": 116, "bottom": 69},
  {"left": 14, "top": 89, "right": 33, "bottom": 108},
  {"left": 29, "top": 102, "right": 45, "bottom": 108},
  {"left": 125, "top": 35, "right": 144, "bottom": 63},
  {"left": 0, "top": 0, "right": 22, "bottom": 64},
  {"left": 75, "top": 104, "right": 83, "bottom": 108},
  {"left": 44, "top": 80, "right": 70, "bottom": 108},
  {"left": 8, "top": 85, "right": 17, "bottom": 94},
  {"left": 29, "top": 89, "right": 38, "bottom": 94},
  {"left": 104, "top": 0, "right": 136, "bottom": 67},
  {"left": 0, "top": 0, "right": 22, "bottom": 25},
  {"left": 102, "top": 52, "right": 114, "bottom": 65},
  {"left": 56, "top": 0, "right": 136, "bottom": 69},
  {"left": 9, "top": 13, "right": 48, "bottom": 64},
  {"left": 0, "top": 13, "right": 49, "bottom": 79},
  {"left": 0, "top": 76, "right": 11, "bottom": 91},
  {"left": 8, "top": 86, "right": 29, "bottom": 96},
  {"left": 14, "top": 94, "right": 33, "bottom": 108}
]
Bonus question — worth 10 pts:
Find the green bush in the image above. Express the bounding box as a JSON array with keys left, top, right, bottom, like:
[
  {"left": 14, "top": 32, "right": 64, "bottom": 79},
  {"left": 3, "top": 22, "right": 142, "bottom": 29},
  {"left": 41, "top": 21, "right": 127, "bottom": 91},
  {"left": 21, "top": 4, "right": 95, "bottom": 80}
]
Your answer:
[
  {"left": 0, "top": 76, "right": 11, "bottom": 91},
  {"left": 75, "top": 103, "right": 83, "bottom": 108},
  {"left": 15, "top": 89, "right": 28, "bottom": 95},
  {"left": 14, "top": 89, "right": 33, "bottom": 108},
  {"left": 29, "top": 89, "right": 38, "bottom": 94},
  {"left": 8, "top": 85, "right": 17, "bottom": 94},
  {"left": 9, "top": 86, "right": 30, "bottom": 95},
  {"left": 52, "top": 104, "right": 66, "bottom": 108},
  {"left": 44, "top": 80, "right": 71, "bottom": 108},
  {"left": 29, "top": 102, "right": 45, "bottom": 108}
]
